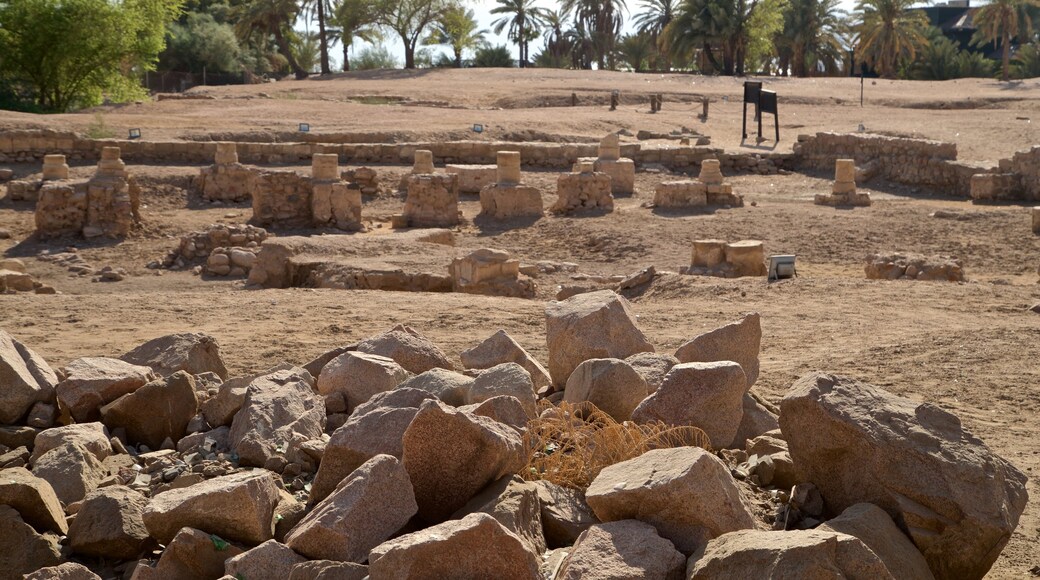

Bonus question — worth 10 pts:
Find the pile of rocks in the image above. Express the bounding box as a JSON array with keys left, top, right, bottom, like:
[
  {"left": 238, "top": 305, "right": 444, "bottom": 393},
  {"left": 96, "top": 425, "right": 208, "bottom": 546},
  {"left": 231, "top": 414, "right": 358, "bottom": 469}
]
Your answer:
[
  {"left": 446, "top": 163, "right": 497, "bottom": 194},
  {"left": 865, "top": 252, "right": 965, "bottom": 281},
  {"left": 341, "top": 167, "right": 380, "bottom": 196},
  {"left": 400, "top": 170, "right": 460, "bottom": 228},
  {"left": 205, "top": 247, "right": 260, "bottom": 277},
  {"left": 0, "top": 291, "right": 1026, "bottom": 580},
  {"left": 37, "top": 250, "right": 95, "bottom": 278},
  {"left": 0, "top": 258, "right": 55, "bottom": 294},
  {"left": 160, "top": 224, "right": 268, "bottom": 270}
]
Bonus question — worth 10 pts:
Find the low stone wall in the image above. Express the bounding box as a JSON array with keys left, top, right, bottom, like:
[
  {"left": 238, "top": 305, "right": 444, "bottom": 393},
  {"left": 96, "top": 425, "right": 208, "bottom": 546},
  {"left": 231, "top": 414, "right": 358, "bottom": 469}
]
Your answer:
[
  {"left": 865, "top": 252, "right": 965, "bottom": 281},
  {"left": 0, "top": 130, "right": 792, "bottom": 175},
  {"left": 161, "top": 224, "right": 268, "bottom": 269},
  {"left": 793, "top": 132, "right": 990, "bottom": 197},
  {"left": 1004, "top": 146, "right": 1040, "bottom": 201}
]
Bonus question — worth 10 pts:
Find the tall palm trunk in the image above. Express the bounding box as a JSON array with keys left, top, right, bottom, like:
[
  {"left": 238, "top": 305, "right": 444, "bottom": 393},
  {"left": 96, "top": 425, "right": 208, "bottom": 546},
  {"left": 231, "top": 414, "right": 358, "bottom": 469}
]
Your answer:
[
  {"left": 1001, "top": 30, "right": 1010, "bottom": 81},
  {"left": 342, "top": 41, "right": 350, "bottom": 71},
  {"left": 519, "top": 12, "right": 527, "bottom": 68},
  {"left": 317, "top": 0, "right": 331, "bottom": 75},
  {"left": 273, "top": 26, "right": 308, "bottom": 79}
]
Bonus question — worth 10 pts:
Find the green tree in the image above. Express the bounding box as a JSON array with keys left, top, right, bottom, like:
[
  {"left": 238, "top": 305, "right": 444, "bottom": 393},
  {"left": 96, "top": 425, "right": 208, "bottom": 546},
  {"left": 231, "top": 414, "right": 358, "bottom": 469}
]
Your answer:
[
  {"left": 911, "top": 27, "right": 963, "bottom": 79},
  {"left": 303, "top": 0, "right": 334, "bottom": 74},
  {"left": 536, "top": 8, "right": 575, "bottom": 67},
  {"left": 374, "top": 0, "right": 450, "bottom": 69},
  {"left": 778, "top": 0, "right": 844, "bottom": 76},
  {"left": 1011, "top": 41, "right": 1040, "bottom": 77},
  {"left": 633, "top": 0, "right": 678, "bottom": 69},
  {"left": 354, "top": 43, "right": 401, "bottom": 68},
  {"left": 233, "top": 0, "right": 310, "bottom": 78},
  {"left": 854, "top": 0, "right": 928, "bottom": 79},
  {"left": 666, "top": 0, "right": 760, "bottom": 75},
  {"left": 333, "top": 0, "right": 382, "bottom": 71},
  {"left": 425, "top": 4, "right": 487, "bottom": 67},
  {"left": 491, "top": 0, "right": 547, "bottom": 68},
  {"left": 618, "top": 32, "right": 654, "bottom": 70},
  {"left": 474, "top": 43, "right": 515, "bottom": 66},
  {"left": 563, "top": 0, "right": 628, "bottom": 69},
  {"left": 0, "top": 0, "right": 183, "bottom": 112},
  {"left": 161, "top": 12, "right": 243, "bottom": 74},
  {"left": 971, "top": 0, "right": 1040, "bottom": 81},
  {"left": 745, "top": 0, "right": 785, "bottom": 73}
]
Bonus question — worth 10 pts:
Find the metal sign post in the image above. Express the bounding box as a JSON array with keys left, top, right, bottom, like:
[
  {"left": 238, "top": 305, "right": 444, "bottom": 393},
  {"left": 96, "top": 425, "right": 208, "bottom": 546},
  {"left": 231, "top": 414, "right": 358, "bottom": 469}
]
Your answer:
[
  {"left": 759, "top": 90, "right": 780, "bottom": 143},
  {"left": 741, "top": 81, "right": 763, "bottom": 140}
]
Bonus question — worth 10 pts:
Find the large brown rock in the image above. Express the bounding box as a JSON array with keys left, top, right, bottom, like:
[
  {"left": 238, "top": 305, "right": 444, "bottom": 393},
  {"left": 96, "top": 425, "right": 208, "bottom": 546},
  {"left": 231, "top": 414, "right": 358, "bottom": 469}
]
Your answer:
[
  {"left": 289, "top": 561, "right": 369, "bottom": 580},
  {"left": 545, "top": 290, "right": 654, "bottom": 387},
  {"left": 0, "top": 505, "right": 62, "bottom": 578},
  {"left": 818, "top": 503, "right": 934, "bottom": 580},
  {"left": 356, "top": 325, "right": 454, "bottom": 375},
  {"left": 229, "top": 367, "right": 325, "bottom": 469},
  {"left": 31, "top": 423, "right": 112, "bottom": 464},
  {"left": 397, "top": 368, "right": 472, "bottom": 406},
  {"left": 318, "top": 352, "right": 412, "bottom": 412},
  {"left": 0, "top": 466, "right": 67, "bottom": 534},
  {"left": 130, "top": 527, "right": 244, "bottom": 580},
  {"left": 0, "top": 330, "right": 58, "bottom": 425},
  {"left": 368, "top": 512, "right": 540, "bottom": 580},
  {"left": 25, "top": 563, "right": 102, "bottom": 580},
  {"left": 686, "top": 529, "right": 894, "bottom": 579},
  {"left": 121, "top": 333, "right": 229, "bottom": 380},
  {"left": 56, "top": 357, "right": 156, "bottom": 422},
  {"left": 460, "top": 395, "right": 530, "bottom": 434},
  {"left": 780, "top": 373, "right": 1028, "bottom": 580},
  {"left": 557, "top": 520, "right": 686, "bottom": 580},
  {"left": 67, "top": 486, "right": 152, "bottom": 560},
  {"left": 310, "top": 388, "right": 436, "bottom": 504},
  {"left": 200, "top": 362, "right": 297, "bottom": 427},
  {"left": 732, "top": 392, "right": 779, "bottom": 449},
  {"left": 402, "top": 399, "right": 526, "bottom": 523},
  {"left": 287, "top": 455, "right": 417, "bottom": 562},
  {"left": 451, "top": 475, "right": 546, "bottom": 555},
  {"left": 625, "top": 351, "right": 678, "bottom": 394},
  {"left": 225, "top": 540, "right": 307, "bottom": 579},
  {"left": 100, "top": 371, "right": 198, "bottom": 450},
  {"left": 460, "top": 329, "right": 551, "bottom": 391},
  {"left": 585, "top": 447, "right": 756, "bottom": 555},
  {"left": 32, "top": 441, "right": 105, "bottom": 505},
  {"left": 674, "top": 313, "right": 760, "bottom": 388},
  {"left": 631, "top": 361, "right": 746, "bottom": 448},
  {"left": 466, "top": 363, "right": 537, "bottom": 418},
  {"left": 142, "top": 470, "right": 281, "bottom": 545},
  {"left": 533, "top": 480, "right": 599, "bottom": 548},
  {"left": 563, "top": 358, "right": 647, "bottom": 421}
]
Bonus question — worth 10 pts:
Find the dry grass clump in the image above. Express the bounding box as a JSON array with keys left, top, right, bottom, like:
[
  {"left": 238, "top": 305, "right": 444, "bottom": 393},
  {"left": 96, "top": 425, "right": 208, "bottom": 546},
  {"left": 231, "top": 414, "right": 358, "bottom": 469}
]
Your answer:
[{"left": 522, "top": 400, "right": 713, "bottom": 490}]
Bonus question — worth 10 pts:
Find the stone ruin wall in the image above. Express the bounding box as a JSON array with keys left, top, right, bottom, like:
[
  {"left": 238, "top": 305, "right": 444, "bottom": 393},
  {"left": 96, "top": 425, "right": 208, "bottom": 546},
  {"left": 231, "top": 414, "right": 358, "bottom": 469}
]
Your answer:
[
  {"left": 792, "top": 132, "right": 987, "bottom": 197},
  {"left": 8, "top": 129, "right": 1039, "bottom": 199}
]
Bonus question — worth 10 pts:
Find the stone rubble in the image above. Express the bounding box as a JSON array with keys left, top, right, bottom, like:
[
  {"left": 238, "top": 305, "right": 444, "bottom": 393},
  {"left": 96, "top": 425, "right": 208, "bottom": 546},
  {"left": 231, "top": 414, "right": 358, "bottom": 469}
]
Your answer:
[{"left": 0, "top": 307, "right": 1027, "bottom": 580}]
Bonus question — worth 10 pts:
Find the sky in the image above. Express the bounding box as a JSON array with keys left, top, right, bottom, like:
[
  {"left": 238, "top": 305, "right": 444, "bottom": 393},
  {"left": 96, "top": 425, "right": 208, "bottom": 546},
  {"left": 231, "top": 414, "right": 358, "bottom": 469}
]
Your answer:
[{"left": 308, "top": 0, "right": 870, "bottom": 70}]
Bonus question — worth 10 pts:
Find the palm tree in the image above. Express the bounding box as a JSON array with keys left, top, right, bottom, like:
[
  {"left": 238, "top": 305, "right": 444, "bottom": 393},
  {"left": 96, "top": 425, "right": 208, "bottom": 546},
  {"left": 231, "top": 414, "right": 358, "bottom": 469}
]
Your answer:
[
  {"left": 971, "top": 0, "right": 1040, "bottom": 81},
  {"left": 633, "top": 0, "right": 678, "bottom": 69},
  {"left": 233, "top": 0, "right": 309, "bottom": 79},
  {"left": 302, "top": 0, "right": 334, "bottom": 74},
  {"left": 333, "top": 0, "right": 382, "bottom": 71},
  {"left": 618, "top": 32, "right": 654, "bottom": 70},
  {"left": 562, "top": 0, "right": 628, "bottom": 69},
  {"left": 780, "top": 0, "right": 846, "bottom": 76},
  {"left": 424, "top": 4, "right": 487, "bottom": 67},
  {"left": 491, "top": 0, "right": 547, "bottom": 67},
  {"left": 667, "top": 0, "right": 759, "bottom": 75},
  {"left": 1011, "top": 41, "right": 1040, "bottom": 77},
  {"left": 854, "top": 0, "right": 928, "bottom": 78}
]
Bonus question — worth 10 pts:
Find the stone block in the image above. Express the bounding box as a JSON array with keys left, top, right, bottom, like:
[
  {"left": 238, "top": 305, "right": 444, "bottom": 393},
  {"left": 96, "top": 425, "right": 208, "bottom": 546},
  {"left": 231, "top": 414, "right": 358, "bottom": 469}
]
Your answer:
[
  {"left": 834, "top": 158, "right": 856, "bottom": 182},
  {"left": 692, "top": 240, "right": 727, "bottom": 268},
  {"left": 553, "top": 171, "right": 613, "bottom": 214},
  {"left": 479, "top": 184, "right": 543, "bottom": 219},
  {"left": 594, "top": 158, "right": 635, "bottom": 195},
  {"left": 214, "top": 142, "right": 238, "bottom": 165},
  {"left": 312, "top": 154, "right": 339, "bottom": 181},
  {"left": 42, "top": 155, "right": 68, "bottom": 181},
  {"left": 725, "top": 240, "right": 767, "bottom": 277},
  {"left": 497, "top": 151, "right": 521, "bottom": 185},
  {"left": 654, "top": 181, "right": 707, "bottom": 208},
  {"left": 404, "top": 174, "right": 459, "bottom": 228},
  {"left": 446, "top": 164, "right": 497, "bottom": 194}
]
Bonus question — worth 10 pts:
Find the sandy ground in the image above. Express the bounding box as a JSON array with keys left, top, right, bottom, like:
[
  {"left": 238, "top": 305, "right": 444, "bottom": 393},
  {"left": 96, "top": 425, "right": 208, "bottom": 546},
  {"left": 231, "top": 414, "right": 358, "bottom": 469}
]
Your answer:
[{"left": 2, "top": 70, "right": 1040, "bottom": 577}]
